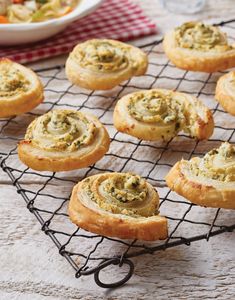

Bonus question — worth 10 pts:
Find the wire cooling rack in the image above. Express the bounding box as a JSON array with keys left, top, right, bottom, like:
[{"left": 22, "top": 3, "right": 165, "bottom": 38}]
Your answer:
[{"left": 1, "top": 19, "right": 235, "bottom": 289}]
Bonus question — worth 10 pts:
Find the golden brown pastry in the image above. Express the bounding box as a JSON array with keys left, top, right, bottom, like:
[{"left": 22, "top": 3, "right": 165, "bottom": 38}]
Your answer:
[
  {"left": 163, "top": 22, "right": 235, "bottom": 72},
  {"left": 215, "top": 71, "right": 235, "bottom": 115},
  {"left": 18, "top": 109, "right": 110, "bottom": 171},
  {"left": 69, "top": 173, "right": 167, "bottom": 240},
  {"left": 69, "top": 172, "right": 168, "bottom": 241},
  {"left": 0, "top": 58, "right": 44, "bottom": 118},
  {"left": 65, "top": 39, "right": 148, "bottom": 90},
  {"left": 113, "top": 89, "right": 214, "bottom": 141},
  {"left": 166, "top": 142, "right": 235, "bottom": 209}
]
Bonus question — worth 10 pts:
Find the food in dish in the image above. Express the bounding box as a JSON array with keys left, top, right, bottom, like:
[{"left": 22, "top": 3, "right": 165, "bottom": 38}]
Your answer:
[
  {"left": 215, "top": 71, "right": 235, "bottom": 115},
  {"left": 18, "top": 109, "right": 110, "bottom": 171},
  {"left": 166, "top": 142, "right": 235, "bottom": 209},
  {"left": 163, "top": 22, "right": 235, "bottom": 72},
  {"left": 113, "top": 89, "right": 214, "bottom": 141},
  {"left": 69, "top": 172, "right": 168, "bottom": 240},
  {"left": 0, "top": 58, "right": 44, "bottom": 118},
  {"left": 0, "top": 0, "right": 80, "bottom": 23},
  {"left": 65, "top": 39, "right": 148, "bottom": 90}
]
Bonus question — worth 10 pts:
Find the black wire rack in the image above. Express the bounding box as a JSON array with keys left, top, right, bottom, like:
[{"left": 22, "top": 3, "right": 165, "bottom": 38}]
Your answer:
[{"left": 1, "top": 19, "right": 235, "bottom": 289}]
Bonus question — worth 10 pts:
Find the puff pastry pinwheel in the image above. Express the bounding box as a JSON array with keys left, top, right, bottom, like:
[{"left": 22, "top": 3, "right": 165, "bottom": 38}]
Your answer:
[
  {"left": 0, "top": 58, "right": 44, "bottom": 118},
  {"left": 69, "top": 172, "right": 168, "bottom": 240},
  {"left": 163, "top": 22, "right": 235, "bottom": 72},
  {"left": 65, "top": 39, "right": 148, "bottom": 90},
  {"left": 18, "top": 109, "right": 110, "bottom": 172},
  {"left": 113, "top": 89, "right": 214, "bottom": 141},
  {"left": 215, "top": 71, "right": 235, "bottom": 115},
  {"left": 166, "top": 142, "right": 235, "bottom": 209}
]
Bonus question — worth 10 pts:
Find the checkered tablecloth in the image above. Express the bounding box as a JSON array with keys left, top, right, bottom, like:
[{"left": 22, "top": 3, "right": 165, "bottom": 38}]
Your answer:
[{"left": 0, "top": 0, "right": 156, "bottom": 64}]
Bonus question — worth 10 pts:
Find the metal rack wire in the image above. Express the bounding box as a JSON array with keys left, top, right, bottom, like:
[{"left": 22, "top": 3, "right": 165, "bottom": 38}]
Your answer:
[{"left": 1, "top": 19, "right": 235, "bottom": 289}]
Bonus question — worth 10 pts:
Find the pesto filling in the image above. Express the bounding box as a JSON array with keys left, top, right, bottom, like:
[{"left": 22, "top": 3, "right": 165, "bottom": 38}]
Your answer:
[
  {"left": 83, "top": 174, "right": 158, "bottom": 217},
  {"left": 25, "top": 110, "right": 97, "bottom": 152},
  {"left": 190, "top": 142, "right": 235, "bottom": 182},
  {"left": 128, "top": 90, "right": 185, "bottom": 132},
  {"left": 175, "top": 22, "right": 232, "bottom": 52},
  {"left": 74, "top": 40, "right": 134, "bottom": 72},
  {"left": 0, "top": 66, "right": 30, "bottom": 97},
  {"left": 103, "top": 174, "right": 147, "bottom": 203}
]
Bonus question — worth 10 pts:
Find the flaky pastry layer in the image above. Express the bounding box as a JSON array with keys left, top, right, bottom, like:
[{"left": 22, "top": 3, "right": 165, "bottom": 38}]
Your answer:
[
  {"left": 215, "top": 71, "right": 235, "bottom": 115},
  {"left": 0, "top": 58, "right": 44, "bottom": 118},
  {"left": 18, "top": 109, "right": 110, "bottom": 171},
  {"left": 65, "top": 39, "right": 148, "bottom": 90},
  {"left": 163, "top": 22, "right": 235, "bottom": 72},
  {"left": 113, "top": 89, "right": 214, "bottom": 141},
  {"left": 69, "top": 172, "right": 168, "bottom": 240},
  {"left": 166, "top": 142, "right": 235, "bottom": 209}
]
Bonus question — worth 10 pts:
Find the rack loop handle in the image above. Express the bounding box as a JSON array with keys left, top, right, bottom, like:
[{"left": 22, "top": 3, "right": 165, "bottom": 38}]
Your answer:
[{"left": 94, "top": 257, "right": 134, "bottom": 289}]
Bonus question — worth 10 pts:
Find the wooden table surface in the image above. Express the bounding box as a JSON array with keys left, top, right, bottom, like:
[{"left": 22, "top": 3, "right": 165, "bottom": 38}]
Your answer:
[{"left": 1, "top": 1, "right": 235, "bottom": 299}]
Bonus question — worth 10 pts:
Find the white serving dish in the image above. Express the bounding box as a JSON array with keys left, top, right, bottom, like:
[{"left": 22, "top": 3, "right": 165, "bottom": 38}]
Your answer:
[{"left": 0, "top": 0, "right": 103, "bottom": 46}]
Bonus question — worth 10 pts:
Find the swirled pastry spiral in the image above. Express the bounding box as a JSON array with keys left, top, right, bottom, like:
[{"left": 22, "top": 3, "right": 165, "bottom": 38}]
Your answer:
[
  {"left": 69, "top": 172, "right": 168, "bottom": 240},
  {"left": 65, "top": 39, "right": 148, "bottom": 90},
  {"left": 0, "top": 58, "right": 44, "bottom": 118},
  {"left": 166, "top": 142, "right": 235, "bottom": 209},
  {"left": 215, "top": 71, "right": 235, "bottom": 115},
  {"left": 18, "top": 109, "right": 110, "bottom": 171},
  {"left": 113, "top": 89, "right": 214, "bottom": 141},
  {"left": 163, "top": 22, "right": 235, "bottom": 72}
]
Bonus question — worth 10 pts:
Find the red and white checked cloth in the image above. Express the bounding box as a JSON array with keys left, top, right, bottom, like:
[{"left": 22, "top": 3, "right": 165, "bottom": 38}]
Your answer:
[{"left": 0, "top": 0, "right": 156, "bottom": 64}]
